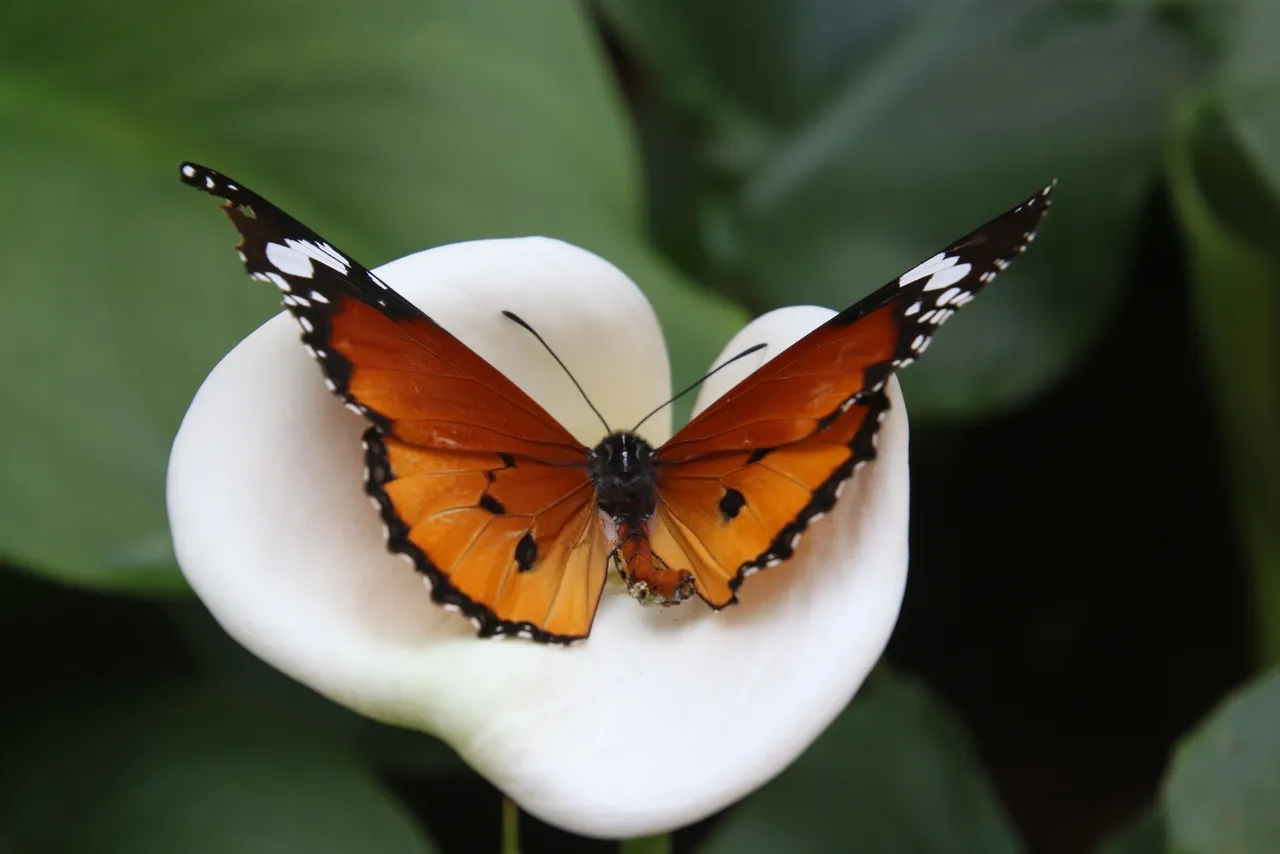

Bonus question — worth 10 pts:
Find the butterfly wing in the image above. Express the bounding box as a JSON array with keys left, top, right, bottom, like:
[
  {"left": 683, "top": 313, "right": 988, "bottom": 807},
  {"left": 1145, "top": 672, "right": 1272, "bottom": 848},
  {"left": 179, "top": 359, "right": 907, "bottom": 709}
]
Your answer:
[
  {"left": 181, "top": 163, "right": 605, "bottom": 642},
  {"left": 652, "top": 184, "right": 1055, "bottom": 606}
]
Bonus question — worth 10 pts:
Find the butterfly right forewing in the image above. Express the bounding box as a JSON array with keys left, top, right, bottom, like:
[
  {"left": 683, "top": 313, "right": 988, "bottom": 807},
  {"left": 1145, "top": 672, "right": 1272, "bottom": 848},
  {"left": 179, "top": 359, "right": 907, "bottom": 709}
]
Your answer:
[{"left": 652, "top": 184, "right": 1054, "bottom": 606}]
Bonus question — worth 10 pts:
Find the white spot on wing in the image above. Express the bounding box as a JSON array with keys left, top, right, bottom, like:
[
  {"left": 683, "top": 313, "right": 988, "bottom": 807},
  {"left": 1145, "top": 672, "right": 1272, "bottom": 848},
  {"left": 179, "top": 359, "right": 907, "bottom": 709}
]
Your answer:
[
  {"left": 286, "top": 239, "right": 351, "bottom": 275},
  {"left": 936, "top": 287, "right": 962, "bottom": 306},
  {"left": 921, "top": 262, "right": 972, "bottom": 292},
  {"left": 182, "top": 164, "right": 196, "bottom": 178},
  {"left": 899, "top": 252, "right": 951, "bottom": 286},
  {"left": 266, "top": 242, "right": 315, "bottom": 279}
]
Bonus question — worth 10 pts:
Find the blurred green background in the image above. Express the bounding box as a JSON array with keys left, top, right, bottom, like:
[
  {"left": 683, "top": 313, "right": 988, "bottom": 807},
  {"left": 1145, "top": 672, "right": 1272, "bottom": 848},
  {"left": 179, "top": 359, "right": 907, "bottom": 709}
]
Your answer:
[{"left": 2, "top": 0, "right": 1279, "bottom": 852}]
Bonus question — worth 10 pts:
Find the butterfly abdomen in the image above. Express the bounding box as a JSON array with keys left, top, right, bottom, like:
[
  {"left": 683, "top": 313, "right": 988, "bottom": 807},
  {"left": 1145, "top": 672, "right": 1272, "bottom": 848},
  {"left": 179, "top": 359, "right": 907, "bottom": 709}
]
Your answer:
[{"left": 616, "top": 522, "right": 695, "bottom": 606}]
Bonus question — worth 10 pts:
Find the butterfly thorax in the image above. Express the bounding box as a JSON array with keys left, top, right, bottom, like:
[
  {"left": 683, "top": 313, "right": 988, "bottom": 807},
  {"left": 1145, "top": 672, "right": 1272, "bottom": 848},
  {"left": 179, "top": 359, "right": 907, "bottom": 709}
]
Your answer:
[
  {"left": 589, "top": 432, "right": 658, "bottom": 524},
  {"left": 589, "top": 433, "right": 695, "bottom": 606}
]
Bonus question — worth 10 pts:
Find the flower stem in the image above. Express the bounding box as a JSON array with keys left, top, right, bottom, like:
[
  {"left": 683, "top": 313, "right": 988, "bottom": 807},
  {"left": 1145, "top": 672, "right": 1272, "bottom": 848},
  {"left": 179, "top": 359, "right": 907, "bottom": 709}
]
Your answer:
[
  {"left": 502, "top": 797, "right": 519, "bottom": 854},
  {"left": 620, "top": 833, "right": 673, "bottom": 854}
]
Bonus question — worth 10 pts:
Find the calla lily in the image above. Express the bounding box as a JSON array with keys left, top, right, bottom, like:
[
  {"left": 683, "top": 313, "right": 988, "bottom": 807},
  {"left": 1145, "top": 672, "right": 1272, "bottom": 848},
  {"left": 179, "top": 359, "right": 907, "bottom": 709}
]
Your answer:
[{"left": 167, "top": 236, "right": 909, "bottom": 838}]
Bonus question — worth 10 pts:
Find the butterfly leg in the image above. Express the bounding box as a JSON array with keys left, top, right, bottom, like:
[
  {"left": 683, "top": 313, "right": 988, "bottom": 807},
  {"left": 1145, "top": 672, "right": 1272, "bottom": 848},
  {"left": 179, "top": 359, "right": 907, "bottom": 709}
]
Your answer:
[
  {"left": 616, "top": 523, "right": 695, "bottom": 607},
  {"left": 607, "top": 538, "right": 631, "bottom": 584}
]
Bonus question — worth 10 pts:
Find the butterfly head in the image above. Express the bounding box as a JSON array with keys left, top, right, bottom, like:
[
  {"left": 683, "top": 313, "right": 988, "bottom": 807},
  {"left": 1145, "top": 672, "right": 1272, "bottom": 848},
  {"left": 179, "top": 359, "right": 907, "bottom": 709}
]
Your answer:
[{"left": 589, "top": 432, "right": 658, "bottom": 524}]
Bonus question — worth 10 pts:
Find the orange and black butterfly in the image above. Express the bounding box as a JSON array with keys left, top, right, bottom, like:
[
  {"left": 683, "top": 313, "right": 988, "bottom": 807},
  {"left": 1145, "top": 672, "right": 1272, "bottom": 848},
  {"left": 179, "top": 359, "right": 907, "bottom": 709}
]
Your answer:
[{"left": 182, "top": 162, "right": 1052, "bottom": 643}]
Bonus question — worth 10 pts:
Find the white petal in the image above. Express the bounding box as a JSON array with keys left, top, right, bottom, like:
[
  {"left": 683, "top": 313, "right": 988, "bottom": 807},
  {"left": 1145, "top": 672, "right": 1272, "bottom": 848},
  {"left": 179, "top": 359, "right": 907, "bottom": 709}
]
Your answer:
[{"left": 169, "top": 241, "right": 908, "bottom": 839}]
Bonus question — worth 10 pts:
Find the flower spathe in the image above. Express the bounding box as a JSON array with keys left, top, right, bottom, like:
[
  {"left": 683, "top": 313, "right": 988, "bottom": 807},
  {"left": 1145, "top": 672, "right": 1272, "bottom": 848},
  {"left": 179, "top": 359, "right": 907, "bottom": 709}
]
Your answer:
[{"left": 167, "top": 237, "right": 909, "bottom": 838}]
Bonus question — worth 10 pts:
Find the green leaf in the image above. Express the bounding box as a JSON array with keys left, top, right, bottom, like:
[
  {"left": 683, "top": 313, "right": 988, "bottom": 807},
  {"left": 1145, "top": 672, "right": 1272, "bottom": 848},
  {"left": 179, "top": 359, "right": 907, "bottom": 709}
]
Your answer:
[
  {"left": 1092, "top": 807, "right": 1166, "bottom": 854},
  {"left": 621, "top": 835, "right": 673, "bottom": 854},
  {"left": 1213, "top": 1, "right": 1280, "bottom": 197},
  {"left": 697, "top": 673, "right": 1023, "bottom": 854},
  {"left": 604, "top": 0, "right": 1204, "bottom": 418},
  {"left": 0, "top": 0, "right": 746, "bottom": 591},
  {"left": 0, "top": 685, "right": 439, "bottom": 854},
  {"left": 1167, "top": 15, "right": 1280, "bottom": 664},
  {"left": 1162, "top": 667, "right": 1280, "bottom": 854}
]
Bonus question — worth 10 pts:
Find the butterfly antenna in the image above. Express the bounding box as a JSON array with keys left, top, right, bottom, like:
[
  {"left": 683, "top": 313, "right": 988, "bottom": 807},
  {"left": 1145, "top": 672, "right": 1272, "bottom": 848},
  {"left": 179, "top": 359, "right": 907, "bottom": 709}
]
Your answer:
[
  {"left": 631, "top": 343, "right": 767, "bottom": 433},
  {"left": 502, "top": 311, "right": 612, "bottom": 434}
]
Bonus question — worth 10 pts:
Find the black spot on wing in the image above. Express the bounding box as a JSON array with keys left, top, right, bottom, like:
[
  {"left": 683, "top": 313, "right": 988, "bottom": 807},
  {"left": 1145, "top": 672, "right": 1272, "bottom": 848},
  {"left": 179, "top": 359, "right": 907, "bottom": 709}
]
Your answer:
[
  {"left": 719, "top": 488, "right": 746, "bottom": 522},
  {"left": 478, "top": 494, "right": 505, "bottom": 515},
  {"left": 515, "top": 532, "right": 538, "bottom": 572}
]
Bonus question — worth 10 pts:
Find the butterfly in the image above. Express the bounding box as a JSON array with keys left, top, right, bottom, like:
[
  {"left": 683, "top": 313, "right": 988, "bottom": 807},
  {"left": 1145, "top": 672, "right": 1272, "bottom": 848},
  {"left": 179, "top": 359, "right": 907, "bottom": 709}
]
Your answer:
[{"left": 182, "top": 162, "right": 1052, "bottom": 643}]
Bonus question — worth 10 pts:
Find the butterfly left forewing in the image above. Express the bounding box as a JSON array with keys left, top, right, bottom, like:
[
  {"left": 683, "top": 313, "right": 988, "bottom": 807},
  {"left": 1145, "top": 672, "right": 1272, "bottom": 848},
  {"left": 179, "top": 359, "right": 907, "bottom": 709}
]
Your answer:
[
  {"left": 183, "top": 162, "right": 606, "bottom": 641},
  {"left": 654, "top": 184, "right": 1054, "bottom": 606}
]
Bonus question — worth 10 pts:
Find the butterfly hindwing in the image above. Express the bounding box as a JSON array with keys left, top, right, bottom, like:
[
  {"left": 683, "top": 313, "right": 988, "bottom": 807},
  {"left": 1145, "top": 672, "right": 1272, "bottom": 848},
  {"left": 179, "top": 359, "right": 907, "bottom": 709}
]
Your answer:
[
  {"left": 366, "top": 435, "right": 609, "bottom": 641},
  {"left": 182, "top": 162, "right": 603, "bottom": 641},
  {"left": 654, "top": 184, "right": 1054, "bottom": 606}
]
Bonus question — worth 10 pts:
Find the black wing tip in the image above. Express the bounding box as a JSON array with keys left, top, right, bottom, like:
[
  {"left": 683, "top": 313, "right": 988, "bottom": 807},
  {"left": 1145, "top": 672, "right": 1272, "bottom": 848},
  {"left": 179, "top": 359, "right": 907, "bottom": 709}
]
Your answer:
[
  {"left": 1028, "top": 179, "right": 1056, "bottom": 210},
  {"left": 178, "top": 160, "right": 213, "bottom": 189},
  {"left": 179, "top": 161, "right": 243, "bottom": 204}
]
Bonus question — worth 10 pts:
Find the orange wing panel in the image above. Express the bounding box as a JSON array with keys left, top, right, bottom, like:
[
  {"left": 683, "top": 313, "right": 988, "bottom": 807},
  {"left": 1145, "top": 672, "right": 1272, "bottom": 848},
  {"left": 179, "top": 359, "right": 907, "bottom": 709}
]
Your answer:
[
  {"left": 331, "top": 299, "right": 587, "bottom": 464},
  {"left": 375, "top": 436, "right": 607, "bottom": 641},
  {"left": 660, "top": 304, "right": 897, "bottom": 462},
  {"left": 652, "top": 399, "right": 880, "bottom": 606}
]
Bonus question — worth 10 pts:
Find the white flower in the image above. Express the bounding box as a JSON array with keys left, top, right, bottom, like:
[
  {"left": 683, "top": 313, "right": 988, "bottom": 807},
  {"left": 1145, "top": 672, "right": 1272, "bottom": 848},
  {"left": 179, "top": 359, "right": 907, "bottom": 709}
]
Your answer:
[{"left": 167, "top": 237, "right": 909, "bottom": 838}]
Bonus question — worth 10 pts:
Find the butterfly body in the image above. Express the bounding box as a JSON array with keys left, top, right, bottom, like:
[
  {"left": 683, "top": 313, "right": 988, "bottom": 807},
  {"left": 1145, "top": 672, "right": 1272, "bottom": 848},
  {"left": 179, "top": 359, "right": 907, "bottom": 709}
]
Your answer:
[
  {"left": 181, "top": 161, "right": 1052, "bottom": 643},
  {"left": 589, "top": 432, "right": 696, "bottom": 605}
]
